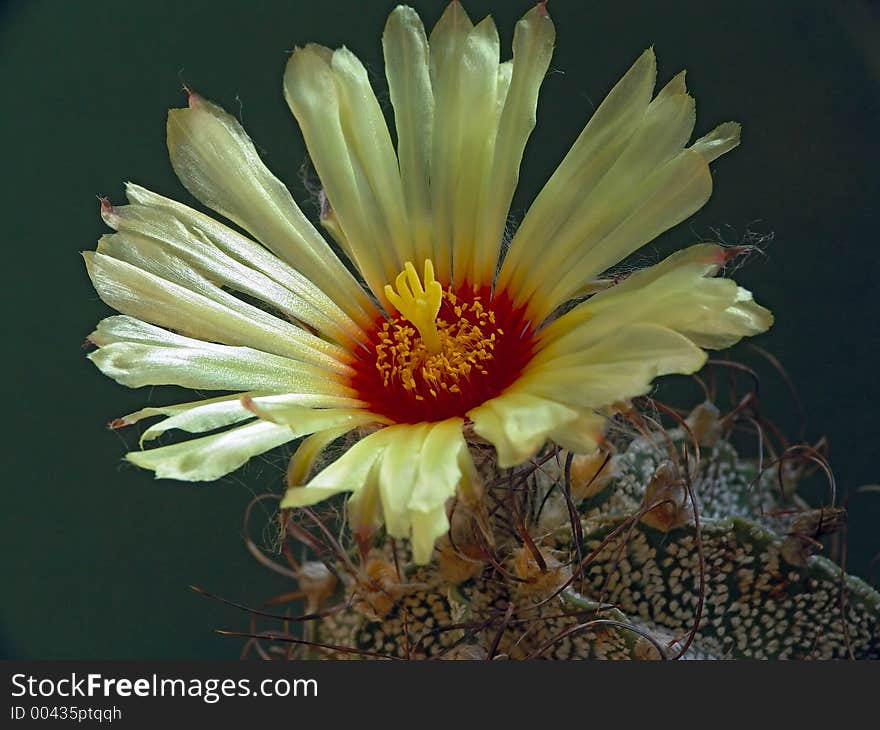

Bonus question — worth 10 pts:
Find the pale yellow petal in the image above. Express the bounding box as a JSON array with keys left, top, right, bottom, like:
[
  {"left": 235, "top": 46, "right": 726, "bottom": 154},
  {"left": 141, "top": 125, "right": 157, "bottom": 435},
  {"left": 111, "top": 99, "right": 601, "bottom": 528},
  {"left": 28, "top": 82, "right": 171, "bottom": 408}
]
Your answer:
[
  {"left": 548, "top": 410, "right": 607, "bottom": 455},
  {"left": 140, "top": 401, "right": 248, "bottom": 443},
  {"left": 536, "top": 243, "right": 773, "bottom": 356},
  {"left": 510, "top": 76, "right": 701, "bottom": 316},
  {"left": 410, "top": 419, "right": 476, "bottom": 562},
  {"left": 409, "top": 505, "right": 449, "bottom": 565},
  {"left": 114, "top": 392, "right": 246, "bottom": 430},
  {"left": 691, "top": 121, "right": 741, "bottom": 164},
  {"left": 518, "top": 323, "right": 707, "bottom": 408},
  {"left": 497, "top": 47, "right": 739, "bottom": 320},
  {"left": 286, "top": 424, "right": 363, "bottom": 488},
  {"left": 243, "top": 399, "right": 377, "bottom": 434},
  {"left": 281, "top": 427, "right": 389, "bottom": 508},
  {"left": 332, "top": 47, "right": 415, "bottom": 270},
  {"left": 411, "top": 418, "right": 478, "bottom": 510},
  {"left": 84, "top": 251, "right": 350, "bottom": 373},
  {"left": 345, "top": 461, "right": 385, "bottom": 540},
  {"left": 118, "top": 392, "right": 365, "bottom": 450},
  {"left": 446, "top": 16, "right": 501, "bottom": 286},
  {"left": 88, "top": 314, "right": 187, "bottom": 347},
  {"left": 165, "top": 94, "right": 374, "bottom": 323},
  {"left": 469, "top": 391, "right": 580, "bottom": 468},
  {"left": 126, "top": 420, "right": 295, "bottom": 482},
  {"left": 494, "top": 61, "right": 513, "bottom": 126},
  {"left": 682, "top": 287, "right": 773, "bottom": 349},
  {"left": 497, "top": 47, "right": 657, "bottom": 298},
  {"left": 281, "top": 418, "right": 475, "bottom": 564},
  {"left": 102, "top": 195, "right": 364, "bottom": 347},
  {"left": 534, "top": 243, "right": 725, "bottom": 354},
  {"left": 89, "top": 342, "right": 353, "bottom": 396},
  {"left": 428, "top": 0, "right": 474, "bottom": 281},
  {"left": 534, "top": 149, "right": 712, "bottom": 319},
  {"left": 88, "top": 318, "right": 356, "bottom": 396},
  {"left": 471, "top": 3, "right": 555, "bottom": 286},
  {"left": 118, "top": 394, "right": 253, "bottom": 443},
  {"left": 284, "top": 45, "right": 402, "bottom": 305},
  {"left": 379, "top": 424, "right": 430, "bottom": 536},
  {"left": 383, "top": 6, "right": 434, "bottom": 268}
]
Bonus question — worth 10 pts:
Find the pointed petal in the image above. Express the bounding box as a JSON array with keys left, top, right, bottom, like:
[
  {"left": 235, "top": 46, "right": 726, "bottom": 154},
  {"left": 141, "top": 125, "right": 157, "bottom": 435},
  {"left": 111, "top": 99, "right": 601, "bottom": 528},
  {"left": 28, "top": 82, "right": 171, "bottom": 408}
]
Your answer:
[
  {"left": 103, "top": 193, "right": 366, "bottom": 346},
  {"left": 166, "top": 94, "right": 375, "bottom": 323},
  {"left": 409, "top": 505, "right": 450, "bottom": 565},
  {"left": 548, "top": 410, "right": 607, "bottom": 455},
  {"left": 469, "top": 390, "right": 580, "bottom": 468},
  {"left": 281, "top": 426, "right": 389, "bottom": 507},
  {"left": 88, "top": 317, "right": 356, "bottom": 396},
  {"left": 445, "top": 16, "right": 501, "bottom": 286},
  {"left": 286, "top": 424, "right": 363, "bottom": 487},
  {"left": 497, "top": 45, "right": 742, "bottom": 320},
  {"left": 345, "top": 460, "right": 385, "bottom": 540},
  {"left": 84, "top": 251, "right": 351, "bottom": 373},
  {"left": 281, "top": 418, "right": 475, "bottom": 564},
  {"left": 692, "top": 121, "right": 741, "bottom": 164},
  {"left": 116, "top": 393, "right": 254, "bottom": 444},
  {"left": 378, "top": 424, "right": 430, "bottom": 536},
  {"left": 471, "top": 3, "right": 555, "bottom": 286},
  {"left": 536, "top": 243, "right": 773, "bottom": 356},
  {"left": 331, "top": 47, "right": 416, "bottom": 273},
  {"left": 427, "top": 1, "right": 474, "bottom": 281},
  {"left": 534, "top": 149, "right": 712, "bottom": 319},
  {"left": 383, "top": 6, "right": 435, "bottom": 267},
  {"left": 505, "top": 70, "right": 706, "bottom": 317},
  {"left": 126, "top": 420, "right": 295, "bottom": 481},
  {"left": 284, "top": 45, "right": 408, "bottom": 305},
  {"left": 497, "top": 47, "right": 657, "bottom": 298},
  {"left": 114, "top": 392, "right": 246, "bottom": 430},
  {"left": 243, "top": 398, "right": 378, "bottom": 434},
  {"left": 412, "top": 417, "right": 480, "bottom": 509},
  {"left": 517, "top": 323, "right": 707, "bottom": 408},
  {"left": 120, "top": 393, "right": 364, "bottom": 445}
]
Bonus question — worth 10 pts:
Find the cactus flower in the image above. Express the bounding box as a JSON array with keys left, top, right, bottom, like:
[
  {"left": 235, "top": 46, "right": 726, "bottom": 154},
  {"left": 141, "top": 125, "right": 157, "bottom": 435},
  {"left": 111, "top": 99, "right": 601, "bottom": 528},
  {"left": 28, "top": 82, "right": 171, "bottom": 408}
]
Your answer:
[{"left": 85, "top": 2, "right": 772, "bottom": 564}]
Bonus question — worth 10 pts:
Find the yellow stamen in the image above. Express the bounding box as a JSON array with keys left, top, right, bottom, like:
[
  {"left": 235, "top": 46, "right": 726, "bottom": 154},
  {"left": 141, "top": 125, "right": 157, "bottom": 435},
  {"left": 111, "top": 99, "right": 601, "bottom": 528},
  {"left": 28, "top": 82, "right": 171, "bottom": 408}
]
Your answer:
[
  {"left": 384, "top": 260, "right": 443, "bottom": 355},
  {"left": 375, "top": 263, "right": 501, "bottom": 402}
]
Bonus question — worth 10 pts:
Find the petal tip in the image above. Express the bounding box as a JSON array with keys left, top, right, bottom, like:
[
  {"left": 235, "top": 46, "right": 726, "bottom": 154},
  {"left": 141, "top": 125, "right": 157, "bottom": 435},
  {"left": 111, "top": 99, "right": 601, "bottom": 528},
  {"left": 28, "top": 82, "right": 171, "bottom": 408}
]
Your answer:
[
  {"left": 98, "top": 196, "right": 117, "bottom": 226},
  {"left": 181, "top": 83, "right": 202, "bottom": 107}
]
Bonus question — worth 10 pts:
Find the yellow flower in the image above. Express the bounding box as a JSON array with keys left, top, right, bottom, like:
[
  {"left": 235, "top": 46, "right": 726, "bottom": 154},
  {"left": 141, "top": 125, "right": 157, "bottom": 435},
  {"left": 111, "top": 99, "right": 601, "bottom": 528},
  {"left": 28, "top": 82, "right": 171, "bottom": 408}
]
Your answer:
[{"left": 85, "top": 2, "right": 772, "bottom": 564}]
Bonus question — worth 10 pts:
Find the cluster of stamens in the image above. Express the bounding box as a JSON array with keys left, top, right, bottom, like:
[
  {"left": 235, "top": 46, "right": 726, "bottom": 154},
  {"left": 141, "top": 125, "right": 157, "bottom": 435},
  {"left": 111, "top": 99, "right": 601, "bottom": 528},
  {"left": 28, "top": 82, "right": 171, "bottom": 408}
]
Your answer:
[
  {"left": 375, "top": 289, "right": 502, "bottom": 401},
  {"left": 350, "top": 259, "right": 532, "bottom": 424}
]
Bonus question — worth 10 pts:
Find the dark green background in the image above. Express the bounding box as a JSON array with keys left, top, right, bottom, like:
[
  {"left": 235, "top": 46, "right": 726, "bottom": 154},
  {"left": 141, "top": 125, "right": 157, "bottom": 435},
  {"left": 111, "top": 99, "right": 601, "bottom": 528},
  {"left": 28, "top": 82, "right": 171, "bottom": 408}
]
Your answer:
[{"left": 2, "top": 0, "right": 878, "bottom": 659}]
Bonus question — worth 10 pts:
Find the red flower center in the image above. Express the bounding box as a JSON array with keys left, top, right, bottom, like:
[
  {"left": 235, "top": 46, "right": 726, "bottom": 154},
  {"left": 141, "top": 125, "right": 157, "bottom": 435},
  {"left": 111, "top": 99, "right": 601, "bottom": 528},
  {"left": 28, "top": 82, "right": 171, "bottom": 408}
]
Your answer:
[{"left": 349, "top": 283, "right": 534, "bottom": 424}]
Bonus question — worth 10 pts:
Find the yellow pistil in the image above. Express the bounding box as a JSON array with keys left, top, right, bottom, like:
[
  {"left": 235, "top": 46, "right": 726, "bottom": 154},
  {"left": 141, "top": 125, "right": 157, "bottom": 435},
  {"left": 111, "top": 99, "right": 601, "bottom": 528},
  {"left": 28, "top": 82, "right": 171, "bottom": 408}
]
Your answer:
[
  {"left": 384, "top": 260, "right": 443, "bottom": 354},
  {"left": 377, "top": 260, "right": 498, "bottom": 401}
]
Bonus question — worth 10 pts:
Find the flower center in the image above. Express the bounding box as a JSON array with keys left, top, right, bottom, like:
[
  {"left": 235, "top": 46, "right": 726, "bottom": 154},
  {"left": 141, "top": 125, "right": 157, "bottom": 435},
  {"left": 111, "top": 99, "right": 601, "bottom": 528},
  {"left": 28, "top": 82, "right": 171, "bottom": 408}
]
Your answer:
[
  {"left": 350, "top": 260, "right": 534, "bottom": 424},
  {"left": 380, "top": 262, "right": 497, "bottom": 399}
]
